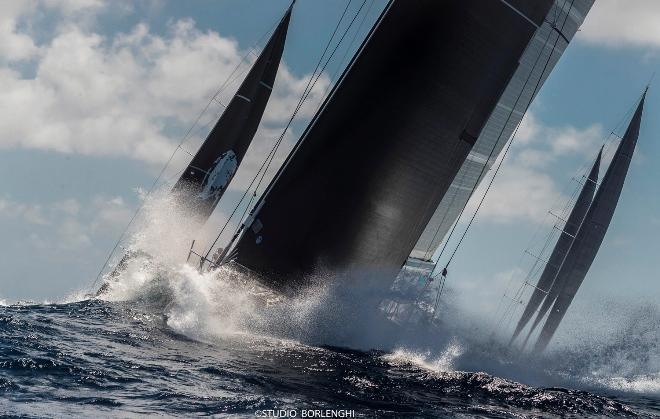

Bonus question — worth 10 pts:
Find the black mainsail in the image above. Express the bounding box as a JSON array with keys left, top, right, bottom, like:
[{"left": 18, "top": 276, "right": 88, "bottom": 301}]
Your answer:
[
  {"left": 533, "top": 90, "right": 647, "bottom": 353},
  {"left": 410, "top": 0, "right": 595, "bottom": 263},
  {"left": 225, "top": 0, "right": 554, "bottom": 290},
  {"left": 510, "top": 148, "right": 602, "bottom": 346},
  {"left": 171, "top": 5, "right": 292, "bottom": 222}
]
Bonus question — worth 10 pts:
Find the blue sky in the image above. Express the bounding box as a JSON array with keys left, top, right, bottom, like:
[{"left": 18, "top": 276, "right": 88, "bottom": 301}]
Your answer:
[{"left": 0, "top": 0, "right": 659, "bottom": 329}]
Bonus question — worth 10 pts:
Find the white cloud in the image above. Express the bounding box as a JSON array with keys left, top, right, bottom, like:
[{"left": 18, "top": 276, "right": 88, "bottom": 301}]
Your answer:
[
  {"left": 90, "top": 195, "right": 133, "bottom": 233},
  {"left": 0, "top": 197, "right": 48, "bottom": 225},
  {"left": 53, "top": 198, "right": 81, "bottom": 216},
  {"left": 515, "top": 112, "right": 541, "bottom": 145},
  {"left": 580, "top": 0, "right": 660, "bottom": 48},
  {"left": 0, "top": 2, "right": 329, "bottom": 166},
  {"left": 0, "top": 0, "right": 332, "bottom": 262},
  {"left": 46, "top": 0, "right": 105, "bottom": 16},
  {"left": 0, "top": 194, "right": 133, "bottom": 251},
  {"left": 57, "top": 218, "right": 92, "bottom": 249},
  {"left": 0, "top": 0, "right": 110, "bottom": 63},
  {"left": 449, "top": 267, "right": 526, "bottom": 319},
  {"left": 550, "top": 124, "right": 603, "bottom": 156},
  {"left": 465, "top": 161, "right": 562, "bottom": 225},
  {"left": 516, "top": 111, "right": 604, "bottom": 156},
  {"left": 464, "top": 111, "right": 605, "bottom": 225},
  {"left": 0, "top": 2, "right": 40, "bottom": 61}
]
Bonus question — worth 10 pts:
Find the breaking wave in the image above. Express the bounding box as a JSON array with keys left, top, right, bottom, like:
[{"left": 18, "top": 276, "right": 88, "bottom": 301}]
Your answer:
[
  {"left": 2, "top": 191, "right": 651, "bottom": 416},
  {"left": 94, "top": 190, "right": 658, "bottom": 393},
  {"left": 96, "top": 239, "right": 660, "bottom": 403},
  {"left": 0, "top": 295, "right": 651, "bottom": 417}
]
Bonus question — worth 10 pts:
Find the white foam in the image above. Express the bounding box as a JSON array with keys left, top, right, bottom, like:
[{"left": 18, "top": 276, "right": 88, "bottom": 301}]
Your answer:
[
  {"left": 384, "top": 339, "right": 464, "bottom": 374},
  {"left": 89, "top": 190, "right": 660, "bottom": 398},
  {"left": 587, "top": 374, "right": 660, "bottom": 395}
]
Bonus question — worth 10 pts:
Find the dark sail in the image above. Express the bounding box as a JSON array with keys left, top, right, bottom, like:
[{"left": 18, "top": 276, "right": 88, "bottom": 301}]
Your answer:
[
  {"left": 171, "top": 5, "right": 292, "bottom": 222},
  {"left": 411, "top": 0, "right": 595, "bottom": 262},
  {"left": 96, "top": 6, "right": 292, "bottom": 295},
  {"left": 510, "top": 148, "right": 602, "bottom": 346},
  {"left": 533, "top": 90, "right": 647, "bottom": 353},
  {"left": 226, "top": 0, "right": 553, "bottom": 290}
]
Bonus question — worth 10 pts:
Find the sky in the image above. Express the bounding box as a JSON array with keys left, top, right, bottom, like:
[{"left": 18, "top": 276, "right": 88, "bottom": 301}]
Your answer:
[{"left": 0, "top": 0, "right": 659, "bottom": 328}]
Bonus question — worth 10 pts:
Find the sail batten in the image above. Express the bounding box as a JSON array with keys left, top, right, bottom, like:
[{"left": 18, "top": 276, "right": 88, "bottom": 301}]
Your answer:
[
  {"left": 533, "top": 90, "right": 647, "bottom": 353},
  {"left": 228, "top": 0, "right": 554, "bottom": 290},
  {"left": 510, "top": 148, "right": 602, "bottom": 346}
]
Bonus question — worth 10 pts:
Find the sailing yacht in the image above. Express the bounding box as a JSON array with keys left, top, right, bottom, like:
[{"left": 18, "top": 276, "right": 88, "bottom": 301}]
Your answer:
[
  {"left": 96, "top": 4, "right": 293, "bottom": 294},
  {"left": 221, "top": 0, "right": 565, "bottom": 292},
  {"left": 509, "top": 90, "right": 647, "bottom": 352},
  {"left": 170, "top": 5, "right": 292, "bottom": 223},
  {"left": 379, "top": 0, "right": 594, "bottom": 322},
  {"left": 510, "top": 148, "right": 602, "bottom": 347}
]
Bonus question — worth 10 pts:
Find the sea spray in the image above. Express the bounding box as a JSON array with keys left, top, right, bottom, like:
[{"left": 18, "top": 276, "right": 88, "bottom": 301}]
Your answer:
[
  {"left": 92, "top": 190, "right": 660, "bottom": 399},
  {"left": 0, "top": 299, "right": 645, "bottom": 417},
  {"left": 95, "top": 254, "right": 660, "bottom": 402},
  {"left": 540, "top": 302, "right": 660, "bottom": 395},
  {"left": 96, "top": 190, "right": 466, "bottom": 350},
  {"left": 384, "top": 339, "right": 465, "bottom": 374}
]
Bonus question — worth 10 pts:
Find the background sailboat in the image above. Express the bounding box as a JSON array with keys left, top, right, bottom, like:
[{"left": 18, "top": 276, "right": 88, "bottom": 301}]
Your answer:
[
  {"left": 95, "top": 4, "right": 293, "bottom": 292},
  {"left": 533, "top": 89, "right": 647, "bottom": 352},
  {"left": 510, "top": 148, "right": 602, "bottom": 347},
  {"left": 170, "top": 5, "right": 292, "bottom": 223}
]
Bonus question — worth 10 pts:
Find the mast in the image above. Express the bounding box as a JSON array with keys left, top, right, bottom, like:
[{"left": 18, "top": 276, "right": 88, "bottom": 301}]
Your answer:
[
  {"left": 171, "top": 5, "right": 293, "bottom": 222},
  {"left": 226, "top": 0, "right": 554, "bottom": 290},
  {"left": 533, "top": 89, "right": 647, "bottom": 353},
  {"left": 510, "top": 148, "right": 602, "bottom": 346}
]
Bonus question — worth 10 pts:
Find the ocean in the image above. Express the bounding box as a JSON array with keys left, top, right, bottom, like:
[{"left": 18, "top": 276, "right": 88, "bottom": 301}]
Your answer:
[{"left": 1, "top": 263, "right": 659, "bottom": 418}]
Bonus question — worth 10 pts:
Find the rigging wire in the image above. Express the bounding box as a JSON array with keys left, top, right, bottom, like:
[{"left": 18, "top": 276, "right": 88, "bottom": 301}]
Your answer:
[
  {"left": 501, "top": 89, "right": 648, "bottom": 342},
  {"left": 495, "top": 91, "right": 645, "bottom": 336},
  {"left": 494, "top": 48, "right": 647, "bottom": 332},
  {"left": 495, "top": 148, "right": 602, "bottom": 328},
  {"left": 201, "top": 0, "right": 358, "bottom": 263},
  {"left": 438, "top": 0, "right": 576, "bottom": 273},
  {"left": 230, "top": 0, "right": 372, "bottom": 238},
  {"left": 311, "top": 0, "right": 376, "bottom": 118},
  {"left": 496, "top": 168, "right": 586, "bottom": 330},
  {"left": 420, "top": 0, "right": 576, "bottom": 279},
  {"left": 201, "top": 0, "right": 369, "bottom": 264},
  {"left": 464, "top": 0, "right": 581, "bottom": 327},
  {"left": 421, "top": 0, "right": 577, "bottom": 319},
  {"left": 88, "top": 17, "right": 282, "bottom": 291},
  {"left": 211, "top": 0, "right": 373, "bottom": 264},
  {"left": 422, "top": 165, "right": 472, "bottom": 261}
]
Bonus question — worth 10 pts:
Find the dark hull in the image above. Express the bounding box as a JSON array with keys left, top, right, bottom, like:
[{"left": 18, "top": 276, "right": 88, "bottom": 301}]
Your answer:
[{"left": 230, "top": 0, "right": 552, "bottom": 290}]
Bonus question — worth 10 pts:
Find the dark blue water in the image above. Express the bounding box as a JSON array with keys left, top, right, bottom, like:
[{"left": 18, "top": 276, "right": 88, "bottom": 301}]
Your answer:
[{"left": 1, "top": 295, "right": 658, "bottom": 418}]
